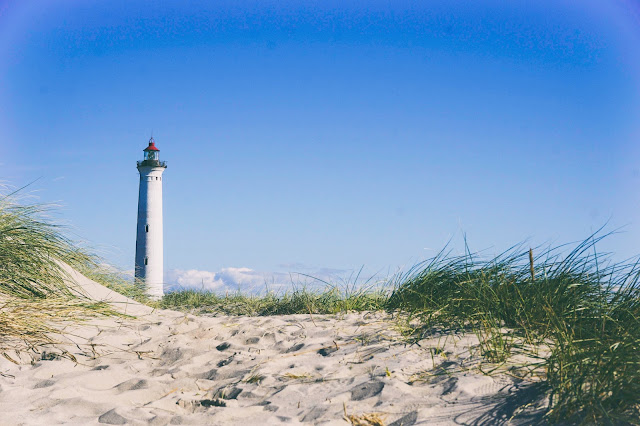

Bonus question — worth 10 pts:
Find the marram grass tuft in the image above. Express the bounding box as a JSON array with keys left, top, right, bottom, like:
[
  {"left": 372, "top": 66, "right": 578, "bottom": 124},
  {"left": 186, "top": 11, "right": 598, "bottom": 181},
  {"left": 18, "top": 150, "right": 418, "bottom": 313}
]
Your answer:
[
  {"left": 387, "top": 233, "right": 640, "bottom": 423},
  {"left": 0, "top": 189, "right": 123, "bottom": 359},
  {"left": 0, "top": 190, "right": 92, "bottom": 298}
]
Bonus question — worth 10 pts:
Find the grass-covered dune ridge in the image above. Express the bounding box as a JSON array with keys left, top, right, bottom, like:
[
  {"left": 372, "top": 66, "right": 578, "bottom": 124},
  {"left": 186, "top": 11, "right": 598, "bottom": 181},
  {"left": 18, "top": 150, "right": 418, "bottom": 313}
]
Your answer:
[
  {"left": 0, "top": 189, "right": 117, "bottom": 357},
  {"left": 0, "top": 187, "right": 150, "bottom": 303},
  {"left": 386, "top": 237, "right": 640, "bottom": 423},
  {"left": 161, "top": 280, "right": 389, "bottom": 316},
  {"left": 0, "top": 190, "right": 92, "bottom": 298},
  {"left": 164, "top": 236, "right": 640, "bottom": 423}
]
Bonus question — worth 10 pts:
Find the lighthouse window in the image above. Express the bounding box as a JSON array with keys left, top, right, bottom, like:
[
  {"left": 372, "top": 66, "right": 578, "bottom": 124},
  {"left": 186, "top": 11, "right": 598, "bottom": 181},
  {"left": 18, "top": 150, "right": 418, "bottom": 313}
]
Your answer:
[
  {"left": 145, "top": 225, "right": 149, "bottom": 233},
  {"left": 144, "top": 257, "right": 148, "bottom": 265},
  {"left": 156, "top": 177, "right": 158, "bottom": 180},
  {"left": 145, "top": 151, "right": 158, "bottom": 161}
]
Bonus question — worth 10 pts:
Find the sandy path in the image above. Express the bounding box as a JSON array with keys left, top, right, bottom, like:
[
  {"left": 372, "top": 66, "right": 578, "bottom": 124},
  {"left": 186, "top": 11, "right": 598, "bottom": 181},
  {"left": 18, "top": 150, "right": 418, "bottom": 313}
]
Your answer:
[{"left": 0, "top": 270, "right": 547, "bottom": 425}]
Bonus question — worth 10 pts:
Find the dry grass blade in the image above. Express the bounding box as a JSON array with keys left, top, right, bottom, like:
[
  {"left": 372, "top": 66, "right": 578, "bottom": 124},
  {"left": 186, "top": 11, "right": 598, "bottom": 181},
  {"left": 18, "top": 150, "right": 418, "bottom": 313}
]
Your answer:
[
  {"left": 281, "top": 372, "right": 314, "bottom": 380},
  {"left": 344, "top": 406, "right": 385, "bottom": 426},
  {"left": 0, "top": 192, "right": 96, "bottom": 299},
  {"left": 0, "top": 297, "right": 114, "bottom": 355},
  {"left": 0, "top": 188, "right": 124, "bottom": 360}
]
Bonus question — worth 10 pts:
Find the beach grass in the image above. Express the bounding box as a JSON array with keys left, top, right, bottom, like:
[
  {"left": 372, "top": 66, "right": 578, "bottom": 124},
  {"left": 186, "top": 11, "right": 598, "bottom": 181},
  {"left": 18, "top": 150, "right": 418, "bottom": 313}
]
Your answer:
[
  {"left": 2, "top": 186, "right": 638, "bottom": 423},
  {"left": 0, "top": 189, "right": 119, "bottom": 356},
  {"left": 79, "top": 263, "right": 155, "bottom": 306},
  {"left": 160, "top": 284, "right": 388, "bottom": 316},
  {"left": 0, "top": 189, "right": 93, "bottom": 299},
  {"left": 163, "top": 233, "right": 640, "bottom": 423},
  {"left": 385, "top": 234, "right": 640, "bottom": 424}
]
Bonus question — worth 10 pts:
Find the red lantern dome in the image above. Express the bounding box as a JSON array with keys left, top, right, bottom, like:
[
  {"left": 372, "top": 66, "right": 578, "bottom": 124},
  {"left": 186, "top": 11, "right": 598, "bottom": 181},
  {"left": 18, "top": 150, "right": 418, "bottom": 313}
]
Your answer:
[{"left": 144, "top": 138, "right": 160, "bottom": 152}]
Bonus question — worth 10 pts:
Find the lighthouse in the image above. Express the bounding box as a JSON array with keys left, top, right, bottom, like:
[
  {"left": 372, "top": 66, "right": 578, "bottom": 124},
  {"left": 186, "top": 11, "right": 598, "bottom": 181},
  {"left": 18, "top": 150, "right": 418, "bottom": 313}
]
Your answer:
[{"left": 135, "top": 137, "right": 167, "bottom": 299}]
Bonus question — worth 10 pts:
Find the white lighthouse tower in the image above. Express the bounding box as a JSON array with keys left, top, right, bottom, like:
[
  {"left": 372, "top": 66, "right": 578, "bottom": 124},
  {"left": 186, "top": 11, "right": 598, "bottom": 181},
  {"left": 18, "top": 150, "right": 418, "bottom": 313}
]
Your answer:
[{"left": 135, "top": 137, "right": 167, "bottom": 299}]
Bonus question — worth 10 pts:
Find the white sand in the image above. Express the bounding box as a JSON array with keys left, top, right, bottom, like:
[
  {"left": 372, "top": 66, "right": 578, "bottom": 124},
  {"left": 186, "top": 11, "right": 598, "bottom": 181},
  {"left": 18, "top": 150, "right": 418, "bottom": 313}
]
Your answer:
[{"left": 0, "top": 269, "right": 547, "bottom": 425}]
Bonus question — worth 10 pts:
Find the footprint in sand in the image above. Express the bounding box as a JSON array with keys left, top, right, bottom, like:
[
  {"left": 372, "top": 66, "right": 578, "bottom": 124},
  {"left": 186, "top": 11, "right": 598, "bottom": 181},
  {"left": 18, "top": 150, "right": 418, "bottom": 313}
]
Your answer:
[
  {"left": 213, "top": 386, "right": 242, "bottom": 400},
  {"left": 285, "top": 343, "right": 304, "bottom": 353},
  {"left": 114, "top": 379, "right": 148, "bottom": 392},
  {"left": 317, "top": 346, "right": 338, "bottom": 357},
  {"left": 217, "top": 355, "right": 234, "bottom": 367},
  {"left": 33, "top": 379, "right": 55, "bottom": 389},
  {"left": 388, "top": 411, "right": 418, "bottom": 426},
  {"left": 98, "top": 408, "right": 127, "bottom": 425},
  {"left": 159, "top": 347, "right": 185, "bottom": 366},
  {"left": 350, "top": 381, "right": 385, "bottom": 401},
  {"left": 217, "top": 368, "right": 251, "bottom": 381},
  {"left": 301, "top": 406, "right": 327, "bottom": 422},
  {"left": 169, "top": 416, "right": 184, "bottom": 425},
  {"left": 199, "top": 368, "right": 218, "bottom": 380},
  {"left": 149, "top": 368, "right": 168, "bottom": 377},
  {"left": 216, "top": 342, "right": 231, "bottom": 351}
]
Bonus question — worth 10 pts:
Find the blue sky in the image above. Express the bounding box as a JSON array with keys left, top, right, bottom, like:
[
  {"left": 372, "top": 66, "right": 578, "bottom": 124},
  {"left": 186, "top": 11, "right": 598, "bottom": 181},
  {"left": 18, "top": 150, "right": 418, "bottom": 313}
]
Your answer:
[{"left": 1, "top": 1, "right": 639, "bottom": 291}]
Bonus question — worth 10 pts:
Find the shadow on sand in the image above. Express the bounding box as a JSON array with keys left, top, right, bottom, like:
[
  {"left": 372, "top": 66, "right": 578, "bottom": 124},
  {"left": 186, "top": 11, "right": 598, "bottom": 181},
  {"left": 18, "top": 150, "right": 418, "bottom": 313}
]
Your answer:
[{"left": 464, "top": 381, "right": 549, "bottom": 426}]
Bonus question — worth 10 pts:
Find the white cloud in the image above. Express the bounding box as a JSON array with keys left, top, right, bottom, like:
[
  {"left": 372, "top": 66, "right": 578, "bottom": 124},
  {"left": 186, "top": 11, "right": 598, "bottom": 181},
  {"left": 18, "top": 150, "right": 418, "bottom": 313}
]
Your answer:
[
  {"left": 165, "top": 265, "right": 388, "bottom": 294},
  {"left": 166, "top": 269, "right": 223, "bottom": 291},
  {"left": 165, "top": 267, "right": 292, "bottom": 294}
]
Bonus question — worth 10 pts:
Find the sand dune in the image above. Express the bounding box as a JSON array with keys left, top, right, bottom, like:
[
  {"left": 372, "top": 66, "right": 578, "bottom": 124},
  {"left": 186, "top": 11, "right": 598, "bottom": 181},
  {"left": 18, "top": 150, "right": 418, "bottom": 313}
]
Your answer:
[{"left": 0, "top": 269, "right": 547, "bottom": 425}]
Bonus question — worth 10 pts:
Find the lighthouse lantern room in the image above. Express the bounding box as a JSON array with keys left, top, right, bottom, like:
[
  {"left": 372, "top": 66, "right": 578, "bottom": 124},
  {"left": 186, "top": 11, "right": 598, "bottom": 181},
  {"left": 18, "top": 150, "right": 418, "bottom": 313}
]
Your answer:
[
  {"left": 135, "top": 137, "right": 167, "bottom": 299},
  {"left": 143, "top": 140, "right": 160, "bottom": 161}
]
